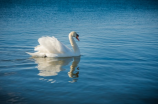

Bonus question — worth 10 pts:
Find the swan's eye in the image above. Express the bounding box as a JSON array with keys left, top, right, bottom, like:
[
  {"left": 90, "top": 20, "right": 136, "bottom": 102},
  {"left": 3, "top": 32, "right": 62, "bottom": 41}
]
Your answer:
[{"left": 76, "top": 34, "right": 79, "bottom": 37}]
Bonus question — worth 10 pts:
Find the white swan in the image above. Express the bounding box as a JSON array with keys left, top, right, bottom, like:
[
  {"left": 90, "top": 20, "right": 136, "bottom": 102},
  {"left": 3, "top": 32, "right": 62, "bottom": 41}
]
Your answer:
[{"left": 27, "top": 31, "right": 80, "bottom": 57}]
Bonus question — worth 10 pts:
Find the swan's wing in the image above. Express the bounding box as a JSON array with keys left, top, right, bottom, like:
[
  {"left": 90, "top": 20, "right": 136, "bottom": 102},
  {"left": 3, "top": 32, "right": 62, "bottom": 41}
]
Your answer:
[{"left": 35, "top": 36, "right": 72, "bottom": 55}]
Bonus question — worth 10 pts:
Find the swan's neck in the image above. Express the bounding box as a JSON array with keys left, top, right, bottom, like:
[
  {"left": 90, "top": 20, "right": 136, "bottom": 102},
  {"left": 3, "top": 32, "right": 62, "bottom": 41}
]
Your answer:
[{"left": 69, "top": 34, "right": 80, "bottom": 56}]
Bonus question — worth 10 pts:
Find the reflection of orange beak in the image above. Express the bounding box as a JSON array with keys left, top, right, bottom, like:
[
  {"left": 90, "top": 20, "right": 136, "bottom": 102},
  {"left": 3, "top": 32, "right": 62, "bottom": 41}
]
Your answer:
[{"left": 76, "top": 36, "right": 80, "bottom": 41}]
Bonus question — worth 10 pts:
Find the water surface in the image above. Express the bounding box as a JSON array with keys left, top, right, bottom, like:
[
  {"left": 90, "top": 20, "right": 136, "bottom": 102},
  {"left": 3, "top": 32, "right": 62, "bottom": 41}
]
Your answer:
[{"left": 0, "top": 0, "right": 158, "bottom": 104}]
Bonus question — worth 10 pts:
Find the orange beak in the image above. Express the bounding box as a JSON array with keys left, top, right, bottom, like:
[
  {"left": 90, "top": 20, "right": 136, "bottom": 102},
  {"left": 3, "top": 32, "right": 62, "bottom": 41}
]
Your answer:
[{"left": 76, "top": 34, "right": 80, "bottom": 41}]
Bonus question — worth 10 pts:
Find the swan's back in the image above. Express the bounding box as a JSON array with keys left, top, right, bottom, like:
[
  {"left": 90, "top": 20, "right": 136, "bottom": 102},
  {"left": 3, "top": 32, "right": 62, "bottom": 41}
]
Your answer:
[{"left": 31, "top": 36, "right": 73, "bottom": 57}]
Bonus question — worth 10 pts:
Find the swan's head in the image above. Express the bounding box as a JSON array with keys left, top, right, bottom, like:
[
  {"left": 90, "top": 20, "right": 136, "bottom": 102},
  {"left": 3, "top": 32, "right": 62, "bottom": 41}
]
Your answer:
[{"left": 70, "top": 31, "right": 80, "bottom": 41}]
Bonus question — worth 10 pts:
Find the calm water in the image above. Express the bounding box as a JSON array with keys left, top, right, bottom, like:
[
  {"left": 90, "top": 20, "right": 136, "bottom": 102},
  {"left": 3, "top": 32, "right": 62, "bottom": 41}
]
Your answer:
[{"left": 0, "top": 0, "right": 158, "bottom": 104}]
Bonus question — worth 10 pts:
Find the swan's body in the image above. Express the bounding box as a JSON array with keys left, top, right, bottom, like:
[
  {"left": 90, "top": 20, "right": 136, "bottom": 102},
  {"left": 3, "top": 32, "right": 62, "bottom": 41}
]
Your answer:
[{"left": 27, "top": 31, "right": 80, "bottom": 57}]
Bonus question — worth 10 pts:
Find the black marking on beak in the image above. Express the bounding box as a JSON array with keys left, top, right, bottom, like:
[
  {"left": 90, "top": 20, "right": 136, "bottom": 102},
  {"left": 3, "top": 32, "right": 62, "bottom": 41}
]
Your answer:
[{"left": 76, "top": 34, "right": 80, "bottom": 41}]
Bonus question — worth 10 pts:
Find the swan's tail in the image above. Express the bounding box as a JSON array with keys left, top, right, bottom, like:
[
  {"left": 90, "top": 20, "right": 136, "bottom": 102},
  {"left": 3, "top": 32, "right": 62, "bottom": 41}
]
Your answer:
[{"left": 26, "top": 52, "right": 46, "bottom": 58}]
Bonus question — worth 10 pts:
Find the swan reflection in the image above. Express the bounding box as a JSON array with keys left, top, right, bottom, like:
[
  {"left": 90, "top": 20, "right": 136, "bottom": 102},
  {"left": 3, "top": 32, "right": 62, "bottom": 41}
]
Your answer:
[{"left": 32, "top": 56, "right": 80, "bottom": 83}]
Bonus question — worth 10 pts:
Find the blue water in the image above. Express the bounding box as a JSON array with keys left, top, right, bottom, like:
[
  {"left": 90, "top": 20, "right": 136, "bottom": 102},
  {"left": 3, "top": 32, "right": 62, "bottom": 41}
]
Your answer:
[{"left": 0, "top": 0, "right": 158, "bottom": 104}]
